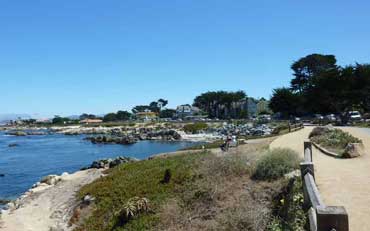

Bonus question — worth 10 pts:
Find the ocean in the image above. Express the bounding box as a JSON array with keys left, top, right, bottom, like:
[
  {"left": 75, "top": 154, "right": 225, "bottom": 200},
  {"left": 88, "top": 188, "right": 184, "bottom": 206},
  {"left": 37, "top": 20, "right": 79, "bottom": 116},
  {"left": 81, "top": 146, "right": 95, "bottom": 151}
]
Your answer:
[{"left": 0, "top": 132, "right": 196, "bottom": 200}]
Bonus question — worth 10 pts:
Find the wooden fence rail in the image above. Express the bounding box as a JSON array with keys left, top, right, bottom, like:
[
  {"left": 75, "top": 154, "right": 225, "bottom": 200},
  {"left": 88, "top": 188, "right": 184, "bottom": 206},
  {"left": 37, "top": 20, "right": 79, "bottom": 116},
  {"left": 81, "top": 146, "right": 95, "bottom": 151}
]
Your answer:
[{"left": 300, "top": 142, "right": 349, "bottom": 231}]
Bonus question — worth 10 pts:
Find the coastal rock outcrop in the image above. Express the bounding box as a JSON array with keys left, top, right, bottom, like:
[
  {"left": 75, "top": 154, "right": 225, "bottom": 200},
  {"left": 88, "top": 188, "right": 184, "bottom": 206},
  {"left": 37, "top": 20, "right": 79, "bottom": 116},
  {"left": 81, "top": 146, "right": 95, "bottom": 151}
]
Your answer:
[
  {"left": 86, "top": 135, "right": 138, "bottom": 145},
  {"left": 6, "top": 131, "right": 27, "bottom": 136},
  {"left": 85, "top": 129, "right": 182, "bottom": 145},
  {"left": 5, "top": 130, "right": 47, "bottom": 136},
  {"left": 82, "top": 156, "right": 137, "bottom": 170}
]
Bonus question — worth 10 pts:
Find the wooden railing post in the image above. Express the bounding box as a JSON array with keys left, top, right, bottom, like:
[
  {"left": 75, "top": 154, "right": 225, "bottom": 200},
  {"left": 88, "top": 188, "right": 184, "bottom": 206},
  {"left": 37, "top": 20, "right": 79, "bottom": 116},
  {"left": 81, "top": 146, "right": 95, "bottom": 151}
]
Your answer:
[
  {"left": 316, "top": 206, "right": 349, "bottom": 231},
  {"left": 304, "top": 141, "right": 313, "bottom": 161},
  {"left": 300, "top": 141, "right": 350, "bottom": 231}
]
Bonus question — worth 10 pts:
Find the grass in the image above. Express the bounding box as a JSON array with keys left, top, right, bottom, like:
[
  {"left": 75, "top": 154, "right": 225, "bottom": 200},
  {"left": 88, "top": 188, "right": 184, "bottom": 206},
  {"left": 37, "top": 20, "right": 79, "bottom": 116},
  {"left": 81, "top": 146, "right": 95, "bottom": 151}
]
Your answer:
[
  {"left": 181, "top": 140, "right": 225, "bottom": 150},
  {"left": 74, "top": 142, "right": 301, "bottom": 231},
  {"left": 252, "top": 148, "right": 301, "bottom": 181},
  {"left": 75, "top": 153, "right": 201, "bottom": 231},
  {"left": 309, "top": 127, "right": 362, "bottom": 156}
]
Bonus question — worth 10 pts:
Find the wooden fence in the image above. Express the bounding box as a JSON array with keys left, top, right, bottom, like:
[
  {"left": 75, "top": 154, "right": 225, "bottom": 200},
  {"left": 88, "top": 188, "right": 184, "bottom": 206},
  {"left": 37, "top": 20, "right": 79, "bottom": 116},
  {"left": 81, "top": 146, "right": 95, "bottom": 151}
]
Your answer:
[
  {"left": 300, "top": 141, "right": 349, "bottom": 231},
  {"left": 289, "top": 122, "right": 304, "bottom": 132}
]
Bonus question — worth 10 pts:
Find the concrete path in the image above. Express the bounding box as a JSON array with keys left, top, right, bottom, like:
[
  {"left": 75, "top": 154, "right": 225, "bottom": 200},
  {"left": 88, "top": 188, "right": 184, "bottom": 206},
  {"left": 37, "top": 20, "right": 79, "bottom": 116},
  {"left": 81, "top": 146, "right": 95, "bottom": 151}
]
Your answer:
[{"left": 271, "top": 127, "right": 370, "bottom": 231}]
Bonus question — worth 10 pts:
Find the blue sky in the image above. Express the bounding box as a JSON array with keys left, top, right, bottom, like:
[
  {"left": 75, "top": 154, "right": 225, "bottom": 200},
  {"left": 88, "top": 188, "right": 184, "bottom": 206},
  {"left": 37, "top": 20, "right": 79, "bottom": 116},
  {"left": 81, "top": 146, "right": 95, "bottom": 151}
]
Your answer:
[{"left": 1, "top": 0, "right": 369, "bottom": 117}]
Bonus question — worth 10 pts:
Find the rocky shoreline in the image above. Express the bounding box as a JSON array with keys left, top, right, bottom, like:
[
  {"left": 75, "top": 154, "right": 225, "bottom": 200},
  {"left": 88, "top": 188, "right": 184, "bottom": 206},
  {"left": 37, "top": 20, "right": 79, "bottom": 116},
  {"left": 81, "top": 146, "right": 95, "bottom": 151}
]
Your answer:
[
  {"left": 0, "top": 156, "right": 137, "bottom": 213},
  {"left": 1, "top": 125, "right": 221, "bottom": 143},
  {"left": 0, "top": 155, "right": 138, "bottom": 231}
]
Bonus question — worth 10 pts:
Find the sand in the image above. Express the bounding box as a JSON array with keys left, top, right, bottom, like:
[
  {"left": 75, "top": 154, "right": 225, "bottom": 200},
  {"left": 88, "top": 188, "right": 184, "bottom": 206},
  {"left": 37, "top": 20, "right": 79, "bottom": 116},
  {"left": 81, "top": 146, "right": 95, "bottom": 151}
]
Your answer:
[
  {"left": 270, "top": 126, "right": 370, "bottom": 231},
  {"left": 0, "top": 169, "right": 104, "bottom": 231}
]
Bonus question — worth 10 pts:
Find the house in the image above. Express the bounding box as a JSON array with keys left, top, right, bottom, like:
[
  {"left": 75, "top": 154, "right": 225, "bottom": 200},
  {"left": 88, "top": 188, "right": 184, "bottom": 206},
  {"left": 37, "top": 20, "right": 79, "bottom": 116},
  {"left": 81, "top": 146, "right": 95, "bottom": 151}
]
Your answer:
[
  {"left": 80, "top": 119, "right": 103, "bottom": 124},
  {"left": 36, "top": 118, "right": 52, "bottom": 124},
  {"left": 246, "top": 97, "right": 258, "bottom": 118},
  {"left": 256, "top": 99, "right": 271, "bottom": 115},
  {"left": 176, "top": 104, "right": 201, "bottom": 119},
  {"left": 135, "top": 109, "right": 158, "bottom": 121}
]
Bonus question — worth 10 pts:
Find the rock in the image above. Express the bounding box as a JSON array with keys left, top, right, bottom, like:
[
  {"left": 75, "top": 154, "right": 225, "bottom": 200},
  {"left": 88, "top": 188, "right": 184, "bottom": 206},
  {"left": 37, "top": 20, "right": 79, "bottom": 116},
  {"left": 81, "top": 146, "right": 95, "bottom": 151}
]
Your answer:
[
  {"left": 343, "top": 143, "right": 365, "bottom": 158},
  {"left": 6, "top": 202, "right": 15, "bottom": 210},
  {"left": 32, "top": 182, "right": 41, "bottom": 188},
  {"left": 26, "top": 131, "right": 47, "bottom": 136},
  {"left": 61, "top": 172, "right": 69, "bottom": 177},
  {"left": 40, "top": 175, "right": 62, "bottom": 185},
  {"left": 8, "top": 143, "right": 19, "bottom": 147},
  {"left": 83, "top": 194, "right": 96, "bottom": 205},
  {"left": 6, "top": 131, "right": 27, "bottom": 136},
  {"left": 0, "top": 199, "right": 11, "bottom": 205},
  {"left": 88, "top": 156, "right": 137, "bottom": 169},
  {"left": 109, "top": 156, "right": 132, "bottom": 168}
]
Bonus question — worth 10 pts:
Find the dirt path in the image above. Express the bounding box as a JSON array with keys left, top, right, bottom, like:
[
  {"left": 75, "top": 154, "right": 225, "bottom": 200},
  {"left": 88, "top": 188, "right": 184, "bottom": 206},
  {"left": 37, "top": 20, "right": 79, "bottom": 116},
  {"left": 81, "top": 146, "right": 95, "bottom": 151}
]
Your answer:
[
  {"left": 270, "top": 126, "right": 370, "bottom": 231},
  {"left": 0, "top": 169, "right": 104, "bottom": 231}
]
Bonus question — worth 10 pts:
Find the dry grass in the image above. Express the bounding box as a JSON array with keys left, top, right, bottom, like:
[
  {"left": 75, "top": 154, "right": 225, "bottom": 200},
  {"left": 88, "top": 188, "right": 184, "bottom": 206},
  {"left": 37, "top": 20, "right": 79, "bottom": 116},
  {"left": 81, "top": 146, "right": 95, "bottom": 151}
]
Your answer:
[
  {"left": 75, "top": 139, "right": 297, "bottom": 231},
  {"left": 155, "top": 142, "right": 287, "bottom": 231}
]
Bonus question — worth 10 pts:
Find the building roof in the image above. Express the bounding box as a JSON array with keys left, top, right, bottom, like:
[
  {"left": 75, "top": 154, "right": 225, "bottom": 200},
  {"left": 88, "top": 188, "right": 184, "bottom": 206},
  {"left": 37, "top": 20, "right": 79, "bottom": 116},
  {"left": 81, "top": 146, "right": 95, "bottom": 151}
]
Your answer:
[{"left": 80, "top": 119, "right": 103, "bottom": 123}]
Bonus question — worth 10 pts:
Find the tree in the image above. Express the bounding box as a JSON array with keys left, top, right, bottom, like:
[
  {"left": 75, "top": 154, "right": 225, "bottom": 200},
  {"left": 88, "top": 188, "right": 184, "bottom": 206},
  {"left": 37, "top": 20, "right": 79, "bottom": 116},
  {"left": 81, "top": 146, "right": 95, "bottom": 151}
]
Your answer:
[
  {"left": 269, "top": 88, "right": 300, "bottom": 118},
  {"left": 290, "top": 54, "right": 338, "bottom": 93},
  {"left": 79, "top": 113, "right": 96, "bottom": 120},
  {"left": 158, "top": 99, "right": 168, "bottom": 109},
  {"left": 159, "top": 109, "right": 176, "bottom": 118},
  {"left": 52, "top": 116, "right": 70, "bottom": 124},
  {"left": 193, "top": 90, "right": 246, "bottom": 119},
  {"left": 103, "top": 113, "right": 117, "bottom": 122},
  {"left": 116, "top": 111, "right": 132, "bottom": 121}
]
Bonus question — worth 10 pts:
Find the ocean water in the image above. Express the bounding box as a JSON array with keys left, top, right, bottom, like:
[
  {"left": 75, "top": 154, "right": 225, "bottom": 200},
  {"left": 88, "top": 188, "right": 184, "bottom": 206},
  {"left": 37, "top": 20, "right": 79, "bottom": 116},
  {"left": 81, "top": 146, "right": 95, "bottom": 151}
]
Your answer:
[{"left": 0, "top": 132, "right": 196, "bottom": 200}]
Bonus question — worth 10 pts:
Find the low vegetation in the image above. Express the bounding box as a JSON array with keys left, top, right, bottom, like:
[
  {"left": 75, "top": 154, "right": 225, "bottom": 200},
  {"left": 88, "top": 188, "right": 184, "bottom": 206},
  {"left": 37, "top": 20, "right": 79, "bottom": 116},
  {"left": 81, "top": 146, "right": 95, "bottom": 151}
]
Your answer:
[
  {"left": 75, "top": 142, "right": 303, "bottom": 231},
  {"left": 268, "top": 178, "right": 306, "bottom": 231},
  {"left": 183, "top": 122, "right": 208, "bottom": 134},
  {"left": 181, "top": 140, "right": 225, "bottom": 150},
  {"left": 252, "top": 148, "right": 301, "bottom": 181},
  {"left": 309, "top": 127, "right": 362, "bottom": 155}
]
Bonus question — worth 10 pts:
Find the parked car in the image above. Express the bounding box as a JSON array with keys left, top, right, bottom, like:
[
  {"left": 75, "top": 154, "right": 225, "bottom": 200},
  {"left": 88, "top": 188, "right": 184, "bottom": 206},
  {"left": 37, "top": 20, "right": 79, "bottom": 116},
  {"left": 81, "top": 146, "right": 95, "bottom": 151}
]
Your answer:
[
  {"left": 347, "top": 111, "right": 362, "bottom": 121},
  {"left": 314, "top": 114, "right": 324, "bottom": 120},
  {"left": 325, "top": 114, "right": 337, "bottom": 122}
]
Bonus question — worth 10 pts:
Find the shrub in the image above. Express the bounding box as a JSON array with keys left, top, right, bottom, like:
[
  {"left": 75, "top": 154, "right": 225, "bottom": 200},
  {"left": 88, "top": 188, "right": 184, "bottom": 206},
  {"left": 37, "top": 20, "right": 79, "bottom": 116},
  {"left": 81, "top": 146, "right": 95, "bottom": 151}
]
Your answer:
[
  {"left": 252, "top": 148, "right": 300, "bottom": 181},
  {"left": 309, "top": 126, "right": 330, "bottom": 138},
  {"left": 272, "top": 123, "right": 290, "bottom": 135},
  {"left": 310, "top": 127, "right": 362, "bottom": 154},
  {"left": 183, "top": 122, "right": 208, "bottom": 134}
]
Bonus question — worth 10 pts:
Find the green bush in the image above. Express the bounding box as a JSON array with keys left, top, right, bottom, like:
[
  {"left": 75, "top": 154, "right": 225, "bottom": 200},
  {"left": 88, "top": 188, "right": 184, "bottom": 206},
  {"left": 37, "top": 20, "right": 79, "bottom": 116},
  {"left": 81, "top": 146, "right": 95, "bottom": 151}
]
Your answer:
[
  {"left": 272, "top": 123, "right": 290, "bottom": 135},
  {"left": 253, "top": 148, "right": 300, "bottom": 181},
  {"left": 310, "top": 127, "right": 362, "bottom": 154},
  {"left": 183, "top": 122, "right": 208, "bottom": 134}
]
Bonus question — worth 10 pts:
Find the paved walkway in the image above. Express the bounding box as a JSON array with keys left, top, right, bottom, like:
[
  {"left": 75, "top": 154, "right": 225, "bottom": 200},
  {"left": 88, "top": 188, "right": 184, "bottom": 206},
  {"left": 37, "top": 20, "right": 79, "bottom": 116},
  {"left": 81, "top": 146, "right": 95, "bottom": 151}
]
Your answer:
[{"left": 270, "top": 127, "right": 370, "bottom": 231}]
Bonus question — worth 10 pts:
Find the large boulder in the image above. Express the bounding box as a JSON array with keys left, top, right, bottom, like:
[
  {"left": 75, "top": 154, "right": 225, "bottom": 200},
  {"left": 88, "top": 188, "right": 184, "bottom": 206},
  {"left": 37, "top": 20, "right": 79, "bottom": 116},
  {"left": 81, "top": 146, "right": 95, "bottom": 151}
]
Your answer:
[
  {"left": 40, "top": 175, "right": 62, "bottom": 185},
  {"left": 343, "top": 143, "right": 366, "bottom": 158}
]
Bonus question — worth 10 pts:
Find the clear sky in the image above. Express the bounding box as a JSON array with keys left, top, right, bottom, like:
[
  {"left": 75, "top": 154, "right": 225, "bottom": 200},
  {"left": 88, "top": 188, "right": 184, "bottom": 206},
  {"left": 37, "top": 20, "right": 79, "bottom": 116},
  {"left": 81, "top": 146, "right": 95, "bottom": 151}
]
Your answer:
[{"left": 1, "top": 0, "right": 369, "bottom": 117}]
